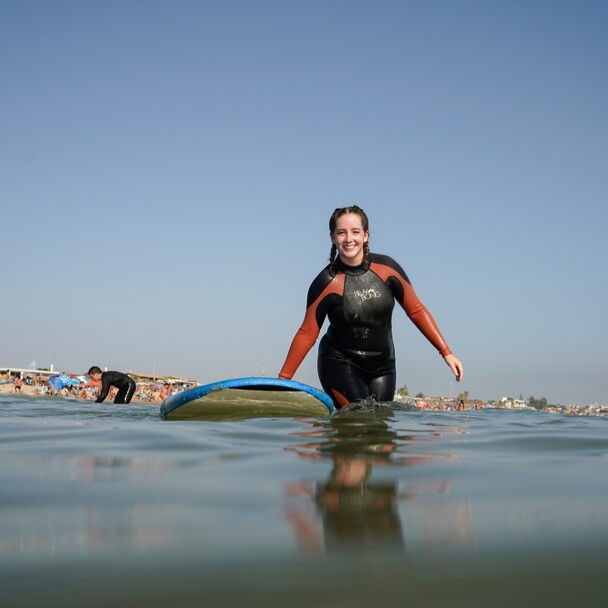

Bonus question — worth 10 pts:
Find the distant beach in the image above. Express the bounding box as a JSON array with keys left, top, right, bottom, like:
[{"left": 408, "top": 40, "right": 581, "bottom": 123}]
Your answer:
[
  {"left": 1, "top": 370, "right": 606, "bottom": 416},
  {"left": 0, "top": 371, "right": 195, "bottom": 404}
]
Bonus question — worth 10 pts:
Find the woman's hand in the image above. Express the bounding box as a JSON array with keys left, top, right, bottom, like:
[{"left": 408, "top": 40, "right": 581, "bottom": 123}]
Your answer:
[{"left": 444, "top": 354, "right": 463, "bottom": 382}]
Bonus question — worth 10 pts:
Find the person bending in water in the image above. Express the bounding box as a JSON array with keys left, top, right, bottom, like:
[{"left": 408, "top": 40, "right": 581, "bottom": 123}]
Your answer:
[
  {"left": 87, "top": 366, "right": 136, "bottom": 404},
  {"left": 279, "top": 205, "right": 463, "bottom": 409}
]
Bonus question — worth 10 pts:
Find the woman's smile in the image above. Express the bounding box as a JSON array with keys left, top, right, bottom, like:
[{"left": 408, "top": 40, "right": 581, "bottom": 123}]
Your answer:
[{"left": 331, "top": 213, "right": 369, "bottom": 266}]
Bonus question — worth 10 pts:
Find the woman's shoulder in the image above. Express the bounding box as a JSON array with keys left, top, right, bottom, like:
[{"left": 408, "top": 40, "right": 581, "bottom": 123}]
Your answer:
[
  {"left": 370, "top": 252, "right": 401, "bottom": 267},
  {"left": 306, "top": 264, "right": 336, "bottom": 301},
  {"left": 369, "top": 253, "right": 409, "bottom": 279},
  {"left": 370, "top": 252, "right": 393, "bottom": 262}
]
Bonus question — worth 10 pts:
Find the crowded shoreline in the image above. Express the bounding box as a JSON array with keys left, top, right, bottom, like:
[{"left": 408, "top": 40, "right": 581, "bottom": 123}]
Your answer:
[
  {"left": 0, "top": 368, "right": 196, "bottom": 405},
  {"left": 1, "top": 368, "right": 606, "bottom": 416}
]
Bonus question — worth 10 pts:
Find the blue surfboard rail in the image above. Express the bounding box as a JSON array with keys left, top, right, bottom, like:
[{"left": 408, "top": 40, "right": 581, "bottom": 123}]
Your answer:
[{"left": 160, "top": 376, "right": 336, "bottom": 417}]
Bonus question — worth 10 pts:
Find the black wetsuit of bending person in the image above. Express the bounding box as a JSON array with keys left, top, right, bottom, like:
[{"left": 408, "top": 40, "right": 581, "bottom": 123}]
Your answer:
[
  {"left": 279, "top": 253, "right": 453, "bottom": 409},
  {"left": 96, "top": 371, "right": 136, "bottom": 404}
]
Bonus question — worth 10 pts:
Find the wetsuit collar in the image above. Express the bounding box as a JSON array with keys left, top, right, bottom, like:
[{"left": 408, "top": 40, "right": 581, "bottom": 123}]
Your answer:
[{"left": 334, "top": 256, "right": 370, "bottom": 276}]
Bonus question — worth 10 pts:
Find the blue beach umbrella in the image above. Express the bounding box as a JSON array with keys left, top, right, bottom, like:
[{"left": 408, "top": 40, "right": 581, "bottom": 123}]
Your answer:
[
  {"left": 48, "top": 374, "right": 80, "bottom": 391},
  {"left": 47, "top": 376, "right": 65, "bottom": 391}
]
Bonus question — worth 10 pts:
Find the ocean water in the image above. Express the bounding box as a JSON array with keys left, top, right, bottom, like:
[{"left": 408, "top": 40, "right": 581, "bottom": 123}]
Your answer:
[{"left": 2, "top": 394, "right": 608, "bottom": 607}]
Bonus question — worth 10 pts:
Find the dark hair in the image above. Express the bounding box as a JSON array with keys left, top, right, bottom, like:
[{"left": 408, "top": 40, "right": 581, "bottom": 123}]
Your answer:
[
  {"left": 328, "top": 205, "right": 371, "bottom": 271},
  {"left": 88, "top": 366, "right": 102, "bottom": 376},
  {"left": 329, "top": 205, "right": 369, "bottom": 233}
]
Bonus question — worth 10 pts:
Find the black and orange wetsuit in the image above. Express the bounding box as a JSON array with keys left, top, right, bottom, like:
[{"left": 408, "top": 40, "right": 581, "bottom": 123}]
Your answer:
[
  {"left": 96, "top": 371, "right": 136, "bottom": 404},
  {"left": 279, "top": 253, "right": 452, "bottom": 408}
]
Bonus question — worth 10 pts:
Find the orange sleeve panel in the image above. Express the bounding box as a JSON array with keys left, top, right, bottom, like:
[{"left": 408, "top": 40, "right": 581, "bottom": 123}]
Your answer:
[
  {"left": 371, "top": 262, "right": 452, "bottom": 357},
  {"left": 279, "top": 275, "right": 345, "bottom": 379}
]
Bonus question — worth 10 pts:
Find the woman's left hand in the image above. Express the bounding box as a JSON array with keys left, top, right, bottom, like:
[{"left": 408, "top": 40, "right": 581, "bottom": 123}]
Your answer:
[{"left": 444, "top": 354, "right": 463, "bottom": 382}]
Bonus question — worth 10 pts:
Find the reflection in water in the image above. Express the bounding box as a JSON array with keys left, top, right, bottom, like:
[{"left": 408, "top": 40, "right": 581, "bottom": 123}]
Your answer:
[
  {"left": 284, "top": 405, "right": 474, "bottom": 554},
  {"left": 0, "top": 452, "right": 176, "bottom": 557}
]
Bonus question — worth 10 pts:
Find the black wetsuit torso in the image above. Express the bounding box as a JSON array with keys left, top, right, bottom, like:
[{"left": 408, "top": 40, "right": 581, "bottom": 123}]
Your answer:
[
  {"left": 280, "top": 253, "right": 452, "bottom": 408},
  {"left": 319, "top": 256, "right": 398, "bottom": 368},
  {"left": 96, "top": 371, "right": 136, "bottom": 404}
]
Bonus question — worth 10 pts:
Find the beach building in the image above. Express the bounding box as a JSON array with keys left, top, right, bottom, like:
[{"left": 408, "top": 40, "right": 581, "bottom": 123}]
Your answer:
[
  {"left": 500, "top": 397, "right": 528, "bottom": 409},
  {"left": 1, "top": 367, "right": 58, "bottom": 381}
]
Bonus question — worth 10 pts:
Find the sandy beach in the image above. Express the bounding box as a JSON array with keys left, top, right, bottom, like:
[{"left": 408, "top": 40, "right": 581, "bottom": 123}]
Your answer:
[
  {"left": 0, "top": 376, "right": 184, "bottom": 404},
  {"left": 0, "top": 382, "right": 38, "bottom": 397}
]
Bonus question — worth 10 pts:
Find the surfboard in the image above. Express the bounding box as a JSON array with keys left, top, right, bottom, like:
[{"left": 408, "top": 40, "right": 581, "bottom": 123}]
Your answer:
[{"left": 160, "top": 377, "right": 336, "bottom": 420}]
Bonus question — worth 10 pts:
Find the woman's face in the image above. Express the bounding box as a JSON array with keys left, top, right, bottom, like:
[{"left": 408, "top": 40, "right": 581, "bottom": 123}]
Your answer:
[{"left": 331, "top": 212, "right": 369, "bottom": 266}]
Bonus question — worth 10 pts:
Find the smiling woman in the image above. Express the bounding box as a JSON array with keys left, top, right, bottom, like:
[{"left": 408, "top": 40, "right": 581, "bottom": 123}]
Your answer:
[
  {"left": 330, "top": 207, "right": 370, "bottom": 267},
  {"left": 279, "top": 205, "right": 463, "bottom": 409}
]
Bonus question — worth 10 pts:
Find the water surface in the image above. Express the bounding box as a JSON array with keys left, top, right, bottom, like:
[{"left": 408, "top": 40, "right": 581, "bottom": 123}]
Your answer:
[{"left": 2, "top": 395, "right": 607, "bottom": 607}]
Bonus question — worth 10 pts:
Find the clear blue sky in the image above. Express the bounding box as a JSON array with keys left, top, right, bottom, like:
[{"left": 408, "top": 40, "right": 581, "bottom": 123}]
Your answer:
[{"left": 1, "top": 1, "right": 606, "bottom": 406}]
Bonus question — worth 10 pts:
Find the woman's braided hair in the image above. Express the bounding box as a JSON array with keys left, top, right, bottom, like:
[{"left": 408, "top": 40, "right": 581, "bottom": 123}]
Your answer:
[{"left": 328, "top": 205, "right": 370, "bottom": 274}]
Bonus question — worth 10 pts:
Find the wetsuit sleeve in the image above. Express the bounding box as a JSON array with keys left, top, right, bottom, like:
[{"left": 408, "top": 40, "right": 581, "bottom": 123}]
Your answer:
[
  {"left": 400, "top": 282, "right": 452, "bottom": 357},
  {"left": 372, "top": 258, "right": 452, "bottom": 357},
  {"left": 95, "top": 374, "right": 111, "bottom": 403},
  {"left": 279, "top": 271, "right": 341, "bottom": 379}
]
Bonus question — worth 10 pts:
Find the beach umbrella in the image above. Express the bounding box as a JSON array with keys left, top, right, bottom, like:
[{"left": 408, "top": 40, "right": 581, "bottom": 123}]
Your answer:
[
  {"left": 47, "top": 376, "right": 64, "bottom": 391},
  {"left": 48, "top": 374, "right": 80, "bottom": 390}
]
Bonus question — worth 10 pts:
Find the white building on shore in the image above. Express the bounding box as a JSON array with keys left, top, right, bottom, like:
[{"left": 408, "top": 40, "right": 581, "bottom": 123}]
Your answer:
[{"left": 500, "top": 397, "right": 529, "bottom": 409}]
